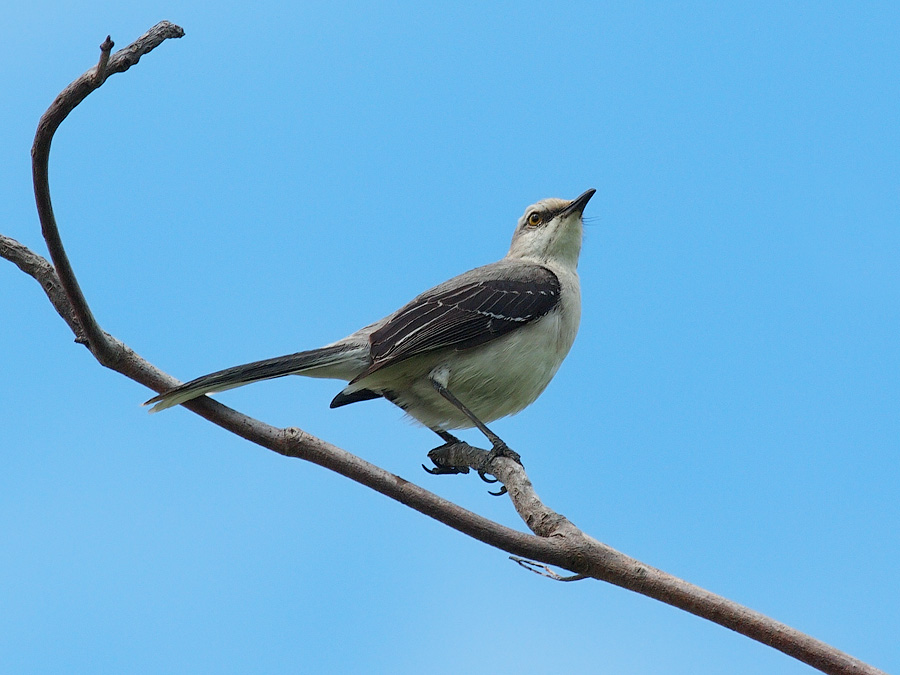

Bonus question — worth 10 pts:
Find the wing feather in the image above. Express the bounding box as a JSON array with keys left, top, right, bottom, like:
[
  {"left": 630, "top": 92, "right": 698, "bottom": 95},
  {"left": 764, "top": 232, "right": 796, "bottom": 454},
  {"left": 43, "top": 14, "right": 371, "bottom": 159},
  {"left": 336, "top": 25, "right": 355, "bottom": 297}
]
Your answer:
[{"left": 356, "top": 264, "right": 560, "bottom": 380}]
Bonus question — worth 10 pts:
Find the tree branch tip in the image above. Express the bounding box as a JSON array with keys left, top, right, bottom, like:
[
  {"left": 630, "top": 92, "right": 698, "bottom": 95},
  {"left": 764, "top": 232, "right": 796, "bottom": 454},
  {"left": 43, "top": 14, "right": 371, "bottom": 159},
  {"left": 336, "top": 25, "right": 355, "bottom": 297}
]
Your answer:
[
  {"left": 100, "top": 36, "right": 114, "bottom": 51},
  {"left": 157, "top": 21, "right": 186, "bottom": 38}
]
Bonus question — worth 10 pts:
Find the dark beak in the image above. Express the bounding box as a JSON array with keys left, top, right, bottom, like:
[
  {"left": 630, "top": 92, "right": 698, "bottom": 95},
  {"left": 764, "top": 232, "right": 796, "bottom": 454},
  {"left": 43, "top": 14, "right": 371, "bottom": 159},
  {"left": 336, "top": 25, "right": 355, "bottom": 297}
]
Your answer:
[{"left": 560, "top": 188, "right": 596, "bottom": 217}]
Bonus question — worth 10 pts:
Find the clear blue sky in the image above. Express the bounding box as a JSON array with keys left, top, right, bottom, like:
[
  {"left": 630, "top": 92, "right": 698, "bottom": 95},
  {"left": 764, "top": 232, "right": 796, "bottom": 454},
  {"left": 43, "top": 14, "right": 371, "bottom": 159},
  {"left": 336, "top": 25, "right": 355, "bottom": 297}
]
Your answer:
[{"left": 2, "top": 2, "right": 897, "bottom": 674}]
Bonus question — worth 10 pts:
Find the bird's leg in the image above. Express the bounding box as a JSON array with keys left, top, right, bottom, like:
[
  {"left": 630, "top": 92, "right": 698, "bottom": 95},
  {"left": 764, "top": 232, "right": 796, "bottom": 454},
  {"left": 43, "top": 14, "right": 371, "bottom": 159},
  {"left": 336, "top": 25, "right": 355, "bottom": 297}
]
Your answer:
[
  {"left": 381, "top": 390, "right": 471, "bottom": 478},
  {"left": 428, "top": 376, "right": 523, "bottom": 468},
  {"left": 434, "top": 428, "right": 460, "bottom": 444}
]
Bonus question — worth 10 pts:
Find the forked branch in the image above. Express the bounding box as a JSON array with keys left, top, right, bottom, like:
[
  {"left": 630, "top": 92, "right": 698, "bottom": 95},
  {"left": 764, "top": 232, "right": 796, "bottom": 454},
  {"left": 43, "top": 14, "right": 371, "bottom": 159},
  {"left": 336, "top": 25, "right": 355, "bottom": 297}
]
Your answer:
[{"left": 0, "top": 23, "right": 885, "bottom": 675}]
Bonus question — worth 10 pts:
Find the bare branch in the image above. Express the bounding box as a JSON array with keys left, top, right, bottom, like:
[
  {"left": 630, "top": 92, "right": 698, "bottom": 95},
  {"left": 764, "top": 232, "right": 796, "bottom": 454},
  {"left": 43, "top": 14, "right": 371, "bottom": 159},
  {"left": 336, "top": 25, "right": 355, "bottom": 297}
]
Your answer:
[
  {"left": 31, "top": 21, "right": 184, "bottom": 367},
  {"left": 0, "top": 23, "right": 887, "bottom": 675},
  {"left": 0, "top": 233, "right": 84, "bottom": 338}
]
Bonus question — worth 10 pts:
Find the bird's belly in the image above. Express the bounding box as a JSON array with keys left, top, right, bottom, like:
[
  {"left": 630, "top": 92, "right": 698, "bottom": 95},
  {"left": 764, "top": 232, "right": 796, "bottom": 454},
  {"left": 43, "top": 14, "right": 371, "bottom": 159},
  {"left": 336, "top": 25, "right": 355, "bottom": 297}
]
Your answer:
[{"left": 366, "top": 310, "right": 575, "bottom": 430}]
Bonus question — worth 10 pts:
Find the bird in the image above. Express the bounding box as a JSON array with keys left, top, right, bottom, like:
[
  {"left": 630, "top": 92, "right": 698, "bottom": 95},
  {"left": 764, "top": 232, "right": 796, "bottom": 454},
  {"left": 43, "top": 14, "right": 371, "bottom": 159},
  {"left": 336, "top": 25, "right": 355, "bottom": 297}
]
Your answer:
[{"left": 145, "top": 189, "right": 594, "bottom": 470}]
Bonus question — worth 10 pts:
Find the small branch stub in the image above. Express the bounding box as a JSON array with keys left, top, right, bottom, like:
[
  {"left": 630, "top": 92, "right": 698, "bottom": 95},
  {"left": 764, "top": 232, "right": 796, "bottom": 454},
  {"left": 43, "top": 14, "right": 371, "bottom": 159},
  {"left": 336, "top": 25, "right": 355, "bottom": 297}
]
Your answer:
[
  {"left": 511, "top": 556, "right": 589, "bottom": 582},
  {"left": 95, "top": 36, "right": 114, "bottom": 85}
]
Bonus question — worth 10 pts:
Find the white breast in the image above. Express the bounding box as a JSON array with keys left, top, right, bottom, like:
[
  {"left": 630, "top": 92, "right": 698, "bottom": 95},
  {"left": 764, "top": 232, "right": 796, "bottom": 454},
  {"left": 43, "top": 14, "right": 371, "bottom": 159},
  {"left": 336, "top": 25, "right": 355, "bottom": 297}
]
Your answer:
[{"left": 368, "top": 264, "right": 581, "bottom": 430}]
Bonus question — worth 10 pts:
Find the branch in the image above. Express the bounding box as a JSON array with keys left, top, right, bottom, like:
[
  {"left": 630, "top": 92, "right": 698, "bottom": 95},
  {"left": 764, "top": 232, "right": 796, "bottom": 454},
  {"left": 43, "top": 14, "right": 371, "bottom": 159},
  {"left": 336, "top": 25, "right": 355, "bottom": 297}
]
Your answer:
[
  {"left": 0, "top": 234, "right": 83, "bottom": 337},
  {"left": 31, "top": 21, "right": 185, "bottom": 366},
  {"left": 0, "top": 23, "right": 886, "bottom": 675}
]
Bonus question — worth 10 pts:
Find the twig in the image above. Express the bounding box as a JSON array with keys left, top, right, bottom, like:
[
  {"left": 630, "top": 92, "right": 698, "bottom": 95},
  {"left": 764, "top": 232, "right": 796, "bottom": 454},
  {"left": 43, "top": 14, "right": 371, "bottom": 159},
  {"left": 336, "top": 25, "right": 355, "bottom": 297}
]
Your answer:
[
  {"left": 510, "top": 556, "right": 589, "bottom": 582},
  {"left": 94, "top": 36, "right": 114, "bottom": 85},
  {"left": 0, "top": 24, "right": 887, "bottom": 675}
]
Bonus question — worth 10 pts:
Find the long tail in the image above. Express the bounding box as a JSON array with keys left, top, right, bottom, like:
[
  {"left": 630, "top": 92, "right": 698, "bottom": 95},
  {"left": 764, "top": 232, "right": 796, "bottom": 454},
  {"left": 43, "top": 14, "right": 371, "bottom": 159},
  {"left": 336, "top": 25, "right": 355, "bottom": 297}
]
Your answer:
[{"left": 144, "top": 344, "right": 365, "bottom": 413}]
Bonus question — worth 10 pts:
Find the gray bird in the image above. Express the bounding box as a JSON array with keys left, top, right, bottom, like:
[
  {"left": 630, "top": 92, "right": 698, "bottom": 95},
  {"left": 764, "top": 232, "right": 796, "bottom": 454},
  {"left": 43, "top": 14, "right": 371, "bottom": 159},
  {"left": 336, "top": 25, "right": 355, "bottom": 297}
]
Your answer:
[{"left": 146, "top": 189, "right": 595, "bottom": 467}]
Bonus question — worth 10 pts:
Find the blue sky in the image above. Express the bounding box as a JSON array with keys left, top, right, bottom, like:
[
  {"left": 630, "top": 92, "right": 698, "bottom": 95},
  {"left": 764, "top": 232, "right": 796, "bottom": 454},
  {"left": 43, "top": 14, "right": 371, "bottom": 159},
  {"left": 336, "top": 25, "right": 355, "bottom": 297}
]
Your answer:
[{"left": 2, "top": 2, "right": 898, "bottom": 673}]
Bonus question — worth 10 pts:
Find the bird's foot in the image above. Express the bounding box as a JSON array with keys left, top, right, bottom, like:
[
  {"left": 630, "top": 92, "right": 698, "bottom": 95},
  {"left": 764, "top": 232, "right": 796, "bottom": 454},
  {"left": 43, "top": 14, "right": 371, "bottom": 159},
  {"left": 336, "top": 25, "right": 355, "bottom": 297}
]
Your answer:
[
  {"left": 486, "top": 441, "right": 522, "bottom": 466},
  {"left": 423, "top": 441, "right": 472, "bottom": 475},
  {"left": 477, "top": 442, "right": 523, "bottom": 497},
  {"left": 424, "top": 439, "right": 522, "bottom": 497}
]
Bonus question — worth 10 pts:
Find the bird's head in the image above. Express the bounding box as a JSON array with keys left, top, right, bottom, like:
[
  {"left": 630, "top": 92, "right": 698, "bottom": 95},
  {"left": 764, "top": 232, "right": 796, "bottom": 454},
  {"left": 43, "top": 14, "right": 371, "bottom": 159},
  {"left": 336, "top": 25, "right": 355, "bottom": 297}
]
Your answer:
[{"left": 507, "top": 189, "right": 595, "bottom": 268}]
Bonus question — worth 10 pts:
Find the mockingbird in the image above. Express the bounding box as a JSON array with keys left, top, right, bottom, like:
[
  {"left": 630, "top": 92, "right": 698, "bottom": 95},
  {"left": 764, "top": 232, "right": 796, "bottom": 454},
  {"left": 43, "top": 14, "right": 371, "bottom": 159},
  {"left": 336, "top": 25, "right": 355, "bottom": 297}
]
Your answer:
[{"left": 146, "top": 189, "right": 594, "bottom": 470}]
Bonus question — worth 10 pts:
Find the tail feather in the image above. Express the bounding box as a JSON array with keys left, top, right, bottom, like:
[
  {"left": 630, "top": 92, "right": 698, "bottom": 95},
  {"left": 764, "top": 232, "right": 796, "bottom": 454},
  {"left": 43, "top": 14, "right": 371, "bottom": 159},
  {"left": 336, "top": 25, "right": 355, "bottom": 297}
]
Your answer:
[{"left": 144, "top": 344, "right": 363, "bottom": 413}]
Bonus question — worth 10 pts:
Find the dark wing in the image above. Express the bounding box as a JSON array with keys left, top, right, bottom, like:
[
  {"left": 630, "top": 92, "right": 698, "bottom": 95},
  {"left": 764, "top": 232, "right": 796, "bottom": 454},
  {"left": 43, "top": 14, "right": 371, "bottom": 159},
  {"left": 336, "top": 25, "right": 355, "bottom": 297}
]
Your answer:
[{"left": 356, "top": 264, "right": 560, "bottom": 380}]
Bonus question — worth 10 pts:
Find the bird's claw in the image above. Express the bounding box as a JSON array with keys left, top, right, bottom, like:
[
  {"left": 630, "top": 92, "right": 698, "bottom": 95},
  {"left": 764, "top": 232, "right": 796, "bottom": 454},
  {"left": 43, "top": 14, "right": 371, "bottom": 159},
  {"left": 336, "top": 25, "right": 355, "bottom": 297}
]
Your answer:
[
  {"left": 424, "top": 440, "right": 471, "bottom": 475},
  {"left": 476, "top": 443, "right": 520, "bottom": 496},
  {"left": 422, "top": 462, "right": 468, "bottom": 475},
  {"left": 478, "top": 470, "right": 508, "bottom": 495},
  {"left": 424, "top": 438, "right": 520, "bottom": 497}
]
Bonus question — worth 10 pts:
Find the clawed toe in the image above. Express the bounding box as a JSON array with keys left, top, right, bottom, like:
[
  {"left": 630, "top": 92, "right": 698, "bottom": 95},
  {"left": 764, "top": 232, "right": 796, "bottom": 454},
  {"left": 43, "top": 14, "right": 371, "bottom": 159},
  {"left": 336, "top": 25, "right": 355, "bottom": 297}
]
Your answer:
[
  {"left": 478, "top": 443, "right": 521, "bottom": 496},
  {"left": 423, "top": 463, "right": 468, "bottom": 475},
  {"left": 422, "top": 436, "right": 521, "bottom": 497},
  {"left": 424, "top": 440, "right": 471, "bottom": 476},
  {"left": 477, "top": 470, "right": 508, "bottom": 496}
]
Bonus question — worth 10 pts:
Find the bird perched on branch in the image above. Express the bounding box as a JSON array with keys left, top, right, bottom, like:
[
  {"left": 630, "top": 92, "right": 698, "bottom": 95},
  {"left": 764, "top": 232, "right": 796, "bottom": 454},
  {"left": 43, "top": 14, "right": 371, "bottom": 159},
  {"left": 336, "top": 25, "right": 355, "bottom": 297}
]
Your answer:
[{"left": 146, "top": 189, "right": 595, "bottom": 471}]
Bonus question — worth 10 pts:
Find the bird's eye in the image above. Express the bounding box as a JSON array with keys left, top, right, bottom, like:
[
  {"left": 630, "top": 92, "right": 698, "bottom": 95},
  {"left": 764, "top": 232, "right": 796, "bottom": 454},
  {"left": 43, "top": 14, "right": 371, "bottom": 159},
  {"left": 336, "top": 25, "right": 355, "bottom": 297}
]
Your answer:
[{"left": 527, "top": 212, "right": 543, "bottom": 227}]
